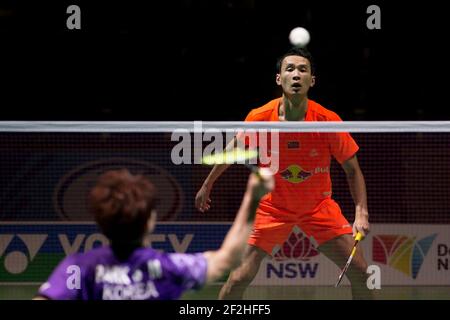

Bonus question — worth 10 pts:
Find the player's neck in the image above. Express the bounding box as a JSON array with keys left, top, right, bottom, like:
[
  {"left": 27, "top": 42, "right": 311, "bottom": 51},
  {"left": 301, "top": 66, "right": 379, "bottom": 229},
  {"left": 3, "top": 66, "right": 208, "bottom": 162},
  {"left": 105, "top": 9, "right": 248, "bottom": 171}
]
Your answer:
[
  {"left": 111, "top": 240, "right": 142, "bottom": 260},
  {"left": 279, "top": 96, "right": 308, "bottom": 121}
]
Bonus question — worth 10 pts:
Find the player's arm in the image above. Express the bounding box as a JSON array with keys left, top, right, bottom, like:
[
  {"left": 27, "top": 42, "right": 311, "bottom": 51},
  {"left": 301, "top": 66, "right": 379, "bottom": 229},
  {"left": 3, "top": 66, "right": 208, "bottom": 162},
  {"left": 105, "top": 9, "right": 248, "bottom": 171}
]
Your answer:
[
  {"left": 195, "top": 164, "right": 231, "bottom": 212},
  {"left": 341, "top": 155, "right": 370, "bottom": 236},
  {"left": 196, "top": 108, "right": 259, "bottom": 212},
  {"left": 202, "top": 169, "right": 273, "bottom": 284},
  {"left": 195, "top": 136, "right": 239, "bottom": 212}
]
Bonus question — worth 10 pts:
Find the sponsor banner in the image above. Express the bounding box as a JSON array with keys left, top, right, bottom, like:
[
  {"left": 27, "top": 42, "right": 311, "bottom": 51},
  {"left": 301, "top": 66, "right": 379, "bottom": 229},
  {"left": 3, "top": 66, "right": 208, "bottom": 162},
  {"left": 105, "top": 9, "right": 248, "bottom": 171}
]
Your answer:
[
  {"left": 0, "top": 154, "right": 187, "bottom": 221},
  {"left": 366, "top": 224, "right": 450, "bottom": 285},
  {"left": 1, "top": 223, "right": 449, "bottom": 286},
  {"left": 0, "top": 149, "right": 246, "bottom": 222},
  {"left": 53, "top": 158, "right": 184, "bottom": 221},
  {"left": 252, "top": 224, "right": 450, "bottom": 286},
  {"left": 252, "top": 225, "right": 333, "bottom": 285},
  {"left": 0, "top": 222, "right": 228, "bottom": 283}
]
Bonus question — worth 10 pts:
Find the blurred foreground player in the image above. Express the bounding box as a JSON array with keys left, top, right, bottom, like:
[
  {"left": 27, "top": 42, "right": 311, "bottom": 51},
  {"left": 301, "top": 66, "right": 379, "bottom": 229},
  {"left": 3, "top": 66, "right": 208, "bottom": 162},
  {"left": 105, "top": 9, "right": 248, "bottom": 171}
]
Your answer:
[{"left": 35, "top": 168, "right": 273, "bottom": 300}]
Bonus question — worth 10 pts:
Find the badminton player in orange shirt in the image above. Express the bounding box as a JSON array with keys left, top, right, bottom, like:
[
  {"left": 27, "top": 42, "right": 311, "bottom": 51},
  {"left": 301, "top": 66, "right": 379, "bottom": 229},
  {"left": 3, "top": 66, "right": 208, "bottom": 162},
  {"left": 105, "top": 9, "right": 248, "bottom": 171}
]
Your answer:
[{"left": 195, "top": 47, "right": 372, "bottom": 300}]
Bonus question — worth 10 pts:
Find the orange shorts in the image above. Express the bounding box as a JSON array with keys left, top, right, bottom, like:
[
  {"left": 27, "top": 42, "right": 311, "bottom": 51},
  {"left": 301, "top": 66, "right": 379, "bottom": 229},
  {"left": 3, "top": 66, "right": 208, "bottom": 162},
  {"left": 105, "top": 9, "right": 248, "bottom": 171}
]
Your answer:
[{"left": 247, "top": 199, "right": 353, "bottom": 256}]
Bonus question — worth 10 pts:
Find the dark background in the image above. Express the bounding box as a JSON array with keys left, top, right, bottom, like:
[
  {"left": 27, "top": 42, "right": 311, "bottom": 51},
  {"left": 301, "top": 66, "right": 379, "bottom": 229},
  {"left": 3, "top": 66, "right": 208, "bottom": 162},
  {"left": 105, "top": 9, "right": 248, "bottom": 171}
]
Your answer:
[{"left": 0, "top": 0, "right": 448, "bottom": 121}]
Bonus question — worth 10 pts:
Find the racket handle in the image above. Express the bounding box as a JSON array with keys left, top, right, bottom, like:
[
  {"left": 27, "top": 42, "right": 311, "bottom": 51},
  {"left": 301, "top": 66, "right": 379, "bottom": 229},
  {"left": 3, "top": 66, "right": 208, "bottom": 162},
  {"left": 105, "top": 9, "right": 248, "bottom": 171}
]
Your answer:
[{"left": 354, "top": 232, "right": 364, "bottom": 242}]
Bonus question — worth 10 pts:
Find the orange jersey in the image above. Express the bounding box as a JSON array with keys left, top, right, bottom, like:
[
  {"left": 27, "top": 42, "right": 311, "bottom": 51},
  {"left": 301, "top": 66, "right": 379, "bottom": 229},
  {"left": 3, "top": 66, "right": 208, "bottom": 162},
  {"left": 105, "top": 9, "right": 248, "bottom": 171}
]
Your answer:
[{"left": 245, "top": 98, "right": 359, "bottom": 218}]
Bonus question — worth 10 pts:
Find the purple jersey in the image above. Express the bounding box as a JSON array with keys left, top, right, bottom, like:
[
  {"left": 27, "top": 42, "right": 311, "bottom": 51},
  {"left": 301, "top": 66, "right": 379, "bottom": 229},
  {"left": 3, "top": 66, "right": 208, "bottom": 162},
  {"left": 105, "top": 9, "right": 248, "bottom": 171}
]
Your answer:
[{"left": 38, "top": 246, "right": 207, "bottom": 300}]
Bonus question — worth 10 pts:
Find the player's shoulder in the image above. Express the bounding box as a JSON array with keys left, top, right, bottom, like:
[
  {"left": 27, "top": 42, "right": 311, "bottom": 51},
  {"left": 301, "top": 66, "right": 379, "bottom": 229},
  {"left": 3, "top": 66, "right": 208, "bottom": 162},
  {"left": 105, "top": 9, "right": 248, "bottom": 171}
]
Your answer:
[
  {"left": 308, "top": 100, "right": 343, "bottom": 121},
  {"left": 245, "top": 98, "right": 280, "bottom": 121},
  {"left": 128, "top": 248, "right": 183, "bottom": 267},
  {"left": 52, "top": 249, "right": 93, "bottom": 273},
  {"left": 165, "top": 252, "right": 205, "bottom": 267},
  {"left": 74, "top": 246, "right": 163, "bottom": 268},
  {"left": 69, "top": 246, "right": 112, "bottom": 266},
  {"left": 132, "top": 247, "right": 164, "bottom": 262}
]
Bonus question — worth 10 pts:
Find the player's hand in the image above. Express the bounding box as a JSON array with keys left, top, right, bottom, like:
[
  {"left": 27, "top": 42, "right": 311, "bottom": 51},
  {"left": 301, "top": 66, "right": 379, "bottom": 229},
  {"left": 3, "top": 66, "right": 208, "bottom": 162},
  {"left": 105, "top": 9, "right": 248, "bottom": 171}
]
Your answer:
[
  {"left": 195, "top": 184, "right": 212, "bottom": 212},
  {"left": 247, "top": 168, "right": 275, "bottom": 200},
  {"left": 353, "top": 209, "right": 370, "bottom": 237}
]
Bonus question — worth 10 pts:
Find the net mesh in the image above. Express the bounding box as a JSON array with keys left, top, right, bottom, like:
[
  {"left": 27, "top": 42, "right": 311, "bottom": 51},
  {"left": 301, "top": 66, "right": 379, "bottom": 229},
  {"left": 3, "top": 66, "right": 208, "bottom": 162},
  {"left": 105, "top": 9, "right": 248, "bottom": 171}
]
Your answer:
[
  {"left": 0, "top": 123, "right": 449, "bottom": 299},
  {"left": 1, "top": 131, "right": 449, "bottom": 223}
]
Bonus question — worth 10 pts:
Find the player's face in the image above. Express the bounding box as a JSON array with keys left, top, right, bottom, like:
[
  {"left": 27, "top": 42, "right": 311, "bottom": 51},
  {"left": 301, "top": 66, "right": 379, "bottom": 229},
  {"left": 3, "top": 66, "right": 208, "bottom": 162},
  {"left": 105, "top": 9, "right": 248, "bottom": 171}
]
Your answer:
[{"left": 276, "top": 55, "right": 315, "bottom": 97}]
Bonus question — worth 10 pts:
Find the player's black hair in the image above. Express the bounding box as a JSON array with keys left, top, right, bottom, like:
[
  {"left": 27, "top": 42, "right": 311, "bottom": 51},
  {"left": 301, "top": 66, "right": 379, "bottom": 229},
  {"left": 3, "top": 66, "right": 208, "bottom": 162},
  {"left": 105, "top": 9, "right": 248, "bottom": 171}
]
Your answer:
[{"left": 276, "top": 47, "right": 315, "bottom": 75}]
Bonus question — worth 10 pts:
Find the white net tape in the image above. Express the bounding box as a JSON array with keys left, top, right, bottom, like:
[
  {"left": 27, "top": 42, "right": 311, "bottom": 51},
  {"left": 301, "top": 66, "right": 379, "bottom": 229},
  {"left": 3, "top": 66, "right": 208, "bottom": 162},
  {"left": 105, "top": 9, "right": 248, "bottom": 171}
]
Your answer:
[{"left": 0, "top": 121, "right": 450, "bottom": 132}]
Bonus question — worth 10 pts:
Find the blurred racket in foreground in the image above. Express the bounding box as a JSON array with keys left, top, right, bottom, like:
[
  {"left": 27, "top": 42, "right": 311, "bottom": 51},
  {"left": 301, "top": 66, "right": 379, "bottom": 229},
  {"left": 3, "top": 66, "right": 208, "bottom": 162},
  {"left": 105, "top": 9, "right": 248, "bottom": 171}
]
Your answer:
[
  {"left": 201, "top": 148, "right": 273, "bottom": 212},
  {"left": 335, "top": 232, "right": 364, "bottom": 287},
  {"left": 201, "top": 148, "right": 259, "bottom": 174}
]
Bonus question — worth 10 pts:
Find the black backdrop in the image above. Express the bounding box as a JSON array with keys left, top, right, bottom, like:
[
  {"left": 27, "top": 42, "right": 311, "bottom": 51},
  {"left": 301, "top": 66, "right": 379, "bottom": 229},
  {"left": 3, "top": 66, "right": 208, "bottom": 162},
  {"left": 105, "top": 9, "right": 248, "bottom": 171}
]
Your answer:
[{"left": 0, "top": 0, "right": 448, "bottom": 121}]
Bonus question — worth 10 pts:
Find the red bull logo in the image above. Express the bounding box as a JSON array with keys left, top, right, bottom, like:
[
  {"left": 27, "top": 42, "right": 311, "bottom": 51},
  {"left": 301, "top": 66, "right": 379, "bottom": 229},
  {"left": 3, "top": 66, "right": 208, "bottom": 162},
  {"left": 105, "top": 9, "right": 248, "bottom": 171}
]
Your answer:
[{"left": 280, "top": 165, "right": 312, "bottom": 183}]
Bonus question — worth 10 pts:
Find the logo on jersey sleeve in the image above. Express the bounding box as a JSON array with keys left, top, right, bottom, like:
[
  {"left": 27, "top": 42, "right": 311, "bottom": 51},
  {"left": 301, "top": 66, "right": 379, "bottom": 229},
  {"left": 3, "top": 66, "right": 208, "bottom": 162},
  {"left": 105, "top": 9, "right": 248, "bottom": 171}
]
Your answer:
[{"left": 280, "top": 165, "right": 311, "bottom": 183}]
